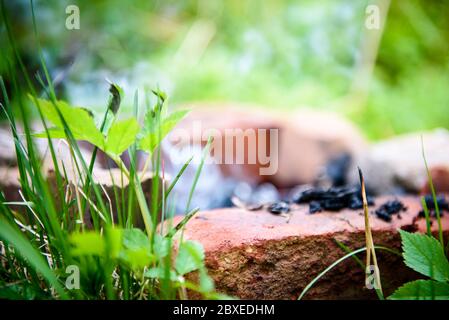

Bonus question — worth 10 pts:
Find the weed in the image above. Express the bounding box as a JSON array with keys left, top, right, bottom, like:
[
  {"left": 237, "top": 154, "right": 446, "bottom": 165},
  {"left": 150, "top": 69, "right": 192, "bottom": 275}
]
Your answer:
[{"left": 0, "top": 1, "right": 218, "bottom": 300}]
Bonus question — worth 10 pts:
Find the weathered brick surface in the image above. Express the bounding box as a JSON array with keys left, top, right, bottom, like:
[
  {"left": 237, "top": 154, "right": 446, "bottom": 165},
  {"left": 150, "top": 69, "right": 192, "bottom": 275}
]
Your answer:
[{"left": 175, "top": 196, "right": 449, "bottom": 299}]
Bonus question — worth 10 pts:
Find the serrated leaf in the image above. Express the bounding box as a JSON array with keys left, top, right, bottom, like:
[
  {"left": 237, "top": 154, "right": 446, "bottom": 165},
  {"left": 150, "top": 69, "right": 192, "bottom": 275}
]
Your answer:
[
  {"left": 389, "top": 280, "right": 449, "bottom": 300},
  {"left": 121, "top": 228, "right": 150, "bottom": 251},
  {"left": 399, "top": 230, "right": 449, "bottom": 281},
  {"left": 119, "top": 229, "right": 154, "bottom": 269},
  {"left": 153, "top": 234, "right": 170, "bottom": 259},
  {"left": 175, "top": 240, "right": 205, "bottom": 275},
  {"left": 30, "top": 96, "right": 104, "bottom": 148},
  {"left": 138, "top": 109, "right": 189, "bottom": 153},
  {"left": 105, "top": 118, "right": 139, "bottom": 156}
]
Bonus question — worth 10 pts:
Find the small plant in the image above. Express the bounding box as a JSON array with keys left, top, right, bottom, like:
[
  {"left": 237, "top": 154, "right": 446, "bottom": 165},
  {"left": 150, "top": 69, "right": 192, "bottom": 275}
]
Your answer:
[
  {"left": 0, "top": 0, "right": 227, "bottom": 300},
  {"left": 0, "top": 3, "right": 219, "bottom": 297},
  {"left": 388, "top": 230, "right": 449, "bottom": 299},
  {"left": 298, "top": 168, "right": 396, "bottom": 300},
  {"left": 0, "top": 78, "right": 220, "bottom": 299},
  {"left": 299, "top": 158, "right": 449, "bottom": 300},
  {"left": 388, "top": 138, "right": 449, "bottom": 300}
]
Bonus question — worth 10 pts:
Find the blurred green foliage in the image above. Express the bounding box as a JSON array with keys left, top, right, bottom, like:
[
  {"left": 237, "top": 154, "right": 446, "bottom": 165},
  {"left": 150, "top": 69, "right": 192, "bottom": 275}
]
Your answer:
[{"left": 1, "top": 0, "right": 448, "bottom": 139}]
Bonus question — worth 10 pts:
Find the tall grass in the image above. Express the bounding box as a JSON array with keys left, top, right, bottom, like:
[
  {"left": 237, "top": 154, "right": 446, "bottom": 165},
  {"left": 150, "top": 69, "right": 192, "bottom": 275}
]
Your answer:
[{"left": 0, "top": 0, "right": 216, "bottom": 300}]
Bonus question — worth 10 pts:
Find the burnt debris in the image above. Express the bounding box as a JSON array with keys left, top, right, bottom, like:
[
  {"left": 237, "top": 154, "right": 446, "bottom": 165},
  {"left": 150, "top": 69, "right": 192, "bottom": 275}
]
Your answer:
[
  {"left": 292, "top": 185, "right": 374, "bottom": 214},
  {"left": 418, "top": 194, "right": 449, "bottom": 218},
  {"left": 325, "top": 153, "right": 352, "bottom": 187},
  {"left": 268, "top": 201, "right": 291, "bottom": 214},
  {"left": 374, "top": 200, "right": 407, "bottom": 222}
]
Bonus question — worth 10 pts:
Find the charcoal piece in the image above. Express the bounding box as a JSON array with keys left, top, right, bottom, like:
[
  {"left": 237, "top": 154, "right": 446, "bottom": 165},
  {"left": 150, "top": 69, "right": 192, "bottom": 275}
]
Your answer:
[
  {"left": 293, "top": 187, "right": 327, "bottom": 203},
  {"left": 293, "top": 186, "right": 351, "bottom": 203},
  {"left": 268, "top": 201, "right": 290, "bottom": 214},
  {"left": 292, "top": 185, "right": 375, "bottom": 214},
  {"left": 348, "top": 194, "right": 375, "bottom": 209},
  {"left": 374, "top": 199, "right": 406, "bottom": 222},
  {"left": 418, "top": 194, "right": 449, "bottom": 218},
  {"left": 381, "top": 200, "right": 406, "bottom": 214},
  {"left": 325, "top": 153, "right": 352, "bottom": 187},
  {"left": 348, "top": 195, "right": 363, "bottom": 209},
  {"left": 321, "top": 198, "right": 346, "bottom": 211},
  {"left": 375, "top": 210, "right": 392, "bottom": 222},
  {"left": 323, "top": 186, "right": 358, "bottom": 200},
  {"left": 423, "top": 194, "right": 449, "bottom": 211},
  {"left": 309, "top": 201, "right": 322, "bottom": 214}
]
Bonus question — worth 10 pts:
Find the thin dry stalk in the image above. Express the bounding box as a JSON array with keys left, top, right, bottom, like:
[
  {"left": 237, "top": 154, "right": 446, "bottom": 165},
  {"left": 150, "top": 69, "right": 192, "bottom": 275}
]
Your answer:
[{"left": 359, "top": 167, "right": 383, "bottom": 297}]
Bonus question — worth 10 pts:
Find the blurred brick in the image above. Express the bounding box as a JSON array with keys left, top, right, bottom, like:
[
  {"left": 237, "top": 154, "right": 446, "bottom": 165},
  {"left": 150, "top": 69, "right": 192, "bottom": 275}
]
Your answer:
[
  {"left": 421, "top": 166, "right": 449, "bottom": 195},
  {"left": 352, "top": 129, "right": 449, "bottom": 194},
  {"left": 170, "top": 105, "right": 366, "bottom": 188}
]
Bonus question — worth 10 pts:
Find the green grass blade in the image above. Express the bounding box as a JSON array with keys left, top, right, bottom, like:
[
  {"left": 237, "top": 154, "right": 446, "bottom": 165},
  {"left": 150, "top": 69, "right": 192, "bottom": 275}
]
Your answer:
[
  {"left": 0, "top": 217, "right": 67, "bottom": 298},
  {"left": 185, "top": 137, "right": 213, "bottom": 213},
  {"left": 421, "top": 136, "right": 444, "bottom": 248},
  {"left": 166, "top": 207, "right": 200, "bottom": 238},
  {"left": 421, "top": 196, "right": 432, "bottom": 237},
  {"left": 334, "top": 239, "right": 365, "bottom": 270},
  {"left": 298, "top": 245, "right": 401, "bottom": 300}
]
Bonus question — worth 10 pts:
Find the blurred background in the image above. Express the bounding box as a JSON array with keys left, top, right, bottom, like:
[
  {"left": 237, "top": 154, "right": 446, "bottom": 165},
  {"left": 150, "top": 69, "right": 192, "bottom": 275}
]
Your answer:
[{"left": 1, "top": 0, "right": 449, "bottom": 140}]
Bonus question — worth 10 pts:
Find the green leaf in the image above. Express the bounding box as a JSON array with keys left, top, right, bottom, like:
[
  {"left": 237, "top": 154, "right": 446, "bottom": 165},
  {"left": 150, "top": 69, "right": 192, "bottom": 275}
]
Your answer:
[
  {"left": 163, "top": 109, "right": 189, "bottom": 132},
  {"left": 389, "top": 280, "right": 449, "bottom": 300},
  {"left": 70, "top": 228, "right": 123, "bottom": 258},
  {"left": 69, "top": 229, "right": 157, "bottom": 270},
  {"left": 175, "top": 240, "right": 205, "bottom": 275},
  {"left": 138, "top": 109, "right": 189, "bottom": 153},
  {"left": 105, "top": 118, "right": 139, "bottom": 156},
  {"left": 30, "top": 96, "right": 104, "bottom": 147},
  {"left": 105, "top": 228, "right": 124, "bottom": 259},
  {"left": 153, "top": 234, "right": 170, "bottom": 259},
  {"left": 70, "top": 232, "right": 105, "bottom": 256},
  {"left": 121, "top": 228, "right": 150, "bottom": 251},
  {"left": 399, "top": 230, "right": 449, "bottom": 281},
  {"left": 144, "top": 267, "right": 178, "bottom": 281},
  {"left": 199, "top": 268, "right": 215, "bottom": 293},
  {"left": 119, "top": 229, "right": 154, "bottom": 269}
]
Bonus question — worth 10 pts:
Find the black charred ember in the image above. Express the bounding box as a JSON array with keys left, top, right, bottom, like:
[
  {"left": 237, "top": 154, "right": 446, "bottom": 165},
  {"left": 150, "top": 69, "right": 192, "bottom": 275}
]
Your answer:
[
  {"left": 268, "top": 201, "right": 290, "bottom": 214},
  {"left": 325, "top": 153, "right": 352, "bottom": 187},
  {"left": 418, "top": 194, "right": 449, "bottom": 218},
  {"left": 374, "top": 200, "right": 407, "bottom": 222},
  {"left": 292, "top": 186, "right": 374, "bottom": 214}
]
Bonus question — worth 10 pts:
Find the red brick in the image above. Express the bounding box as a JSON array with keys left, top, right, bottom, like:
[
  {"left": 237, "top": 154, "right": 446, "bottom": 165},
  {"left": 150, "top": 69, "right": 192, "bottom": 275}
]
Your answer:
[{"left": 173, "top": 196, "right": 449, "bottom": 299}]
